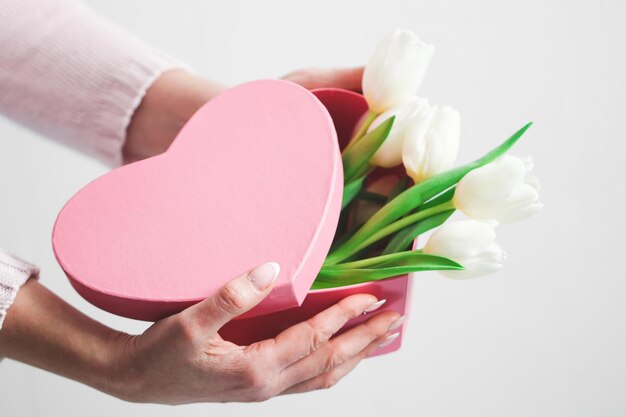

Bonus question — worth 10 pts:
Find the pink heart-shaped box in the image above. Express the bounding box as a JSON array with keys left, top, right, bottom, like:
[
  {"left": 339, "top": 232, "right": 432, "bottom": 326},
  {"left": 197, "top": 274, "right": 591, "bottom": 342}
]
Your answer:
[{"left": 52, "top": 80, "right": 412, "bottom": 357}]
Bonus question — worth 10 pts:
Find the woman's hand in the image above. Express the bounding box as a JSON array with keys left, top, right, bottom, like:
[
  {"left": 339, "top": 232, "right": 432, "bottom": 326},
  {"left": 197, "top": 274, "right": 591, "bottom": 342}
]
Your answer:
[
  {"left": 109, "top": 262, "right": 401, "bottom": 404},
  {"left": 123, "top": 67, "right": 364, "bottom": 163},
  {"left": 280, "top": 66, "right": 363, "bottom": 92},
  {"left": 85, "top": 66, "right": 392, "bottom": 403},
  {"left": 0, "top": 263, "right": 401, "bottom": 404}
]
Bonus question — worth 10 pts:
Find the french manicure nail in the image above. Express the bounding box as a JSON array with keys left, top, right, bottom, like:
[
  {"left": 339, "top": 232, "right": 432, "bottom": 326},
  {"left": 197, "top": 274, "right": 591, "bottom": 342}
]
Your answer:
[
  {"left": 363, "top": 298, "right": 387, "bottom": 314},
  {"left": 248, "top": 262, "right": 280, "bottom": 291},
  {"left": 388, "top": 315, "right": 406, "bottom": 331},
  {"left": 378, "top": 332, "right": 400, "bottom": 348}
]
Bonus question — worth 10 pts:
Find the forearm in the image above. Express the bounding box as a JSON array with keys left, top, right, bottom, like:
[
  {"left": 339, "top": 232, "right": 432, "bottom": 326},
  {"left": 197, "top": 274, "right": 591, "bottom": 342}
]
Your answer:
[
  {"left": 123, "top": 70, "right": 227, "bottom": 163},
  {"left": 121, "top": 66, "right": 366, "bottom": 163},
  {"left": 0, "top": 279, "right": 127, "bottom": 397}
]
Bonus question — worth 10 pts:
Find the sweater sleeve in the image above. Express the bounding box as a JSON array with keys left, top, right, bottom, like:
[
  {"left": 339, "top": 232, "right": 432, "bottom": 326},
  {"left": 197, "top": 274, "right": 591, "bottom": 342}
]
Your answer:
[
  {"left": 0, "top": 0, "right": 187, "bottom": 166},
  {"left": 0, "top": 249, "right": 39, "bottom": 330}
]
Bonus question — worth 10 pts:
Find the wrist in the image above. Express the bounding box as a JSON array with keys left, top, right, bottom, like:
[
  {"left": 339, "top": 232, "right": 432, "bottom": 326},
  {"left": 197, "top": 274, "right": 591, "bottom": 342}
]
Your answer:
[
  {"left": 123, "top": 69, "right": 227, "bottom": 163},
  {"left": 0, "top": 280, "right": 138, "bottom": 400},
  {"left": 96, "top": 330, "right": 144, "bottom": 401}
]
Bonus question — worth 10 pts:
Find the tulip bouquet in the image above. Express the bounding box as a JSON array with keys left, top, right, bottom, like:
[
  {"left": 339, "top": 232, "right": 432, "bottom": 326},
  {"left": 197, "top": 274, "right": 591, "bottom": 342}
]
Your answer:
[{"left": 311, "top": 29, "right": 542, "bottom": 289}]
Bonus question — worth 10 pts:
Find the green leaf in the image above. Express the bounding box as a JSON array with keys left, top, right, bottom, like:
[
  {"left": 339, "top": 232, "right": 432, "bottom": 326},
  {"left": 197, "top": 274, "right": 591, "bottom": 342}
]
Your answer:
[
  {"left": 378, "top": 186, "right": 457, "bottom": 255},
  {"left": 312, "top": 253, "right": 463, "bottom": 289},
  {"left": 324, "top": 122, "right": 532, "bottom": 265},
  {"left": 341, "top": 116, "right": 395, "bottom": 183},
  {"left": 378, "top": 187, "right": 455, "bottom": 254},
  {"left": 382, "top": 209, "right": 455, "bottom": 254},
  {"left": 328, "top": 250, "right": 442, "bottom": 268},
  {"left": 352, "top": 200, "right": 455, "bottom": 254},
  {"left": 343, "top": 110, "right": 378, "bottom": 152},
  {"left": 350, "top": 163, "right": 375, "bottom": 181},
  {"left": 342, "top": 176, "right": 365, "bottom": 210},
  {"left": 418, "top": 186, "right": 456, "bottom": 211}
]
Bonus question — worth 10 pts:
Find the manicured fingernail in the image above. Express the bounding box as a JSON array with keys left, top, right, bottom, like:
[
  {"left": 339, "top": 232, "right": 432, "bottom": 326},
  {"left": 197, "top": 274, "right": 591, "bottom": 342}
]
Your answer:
[
  {"left": 378, "top": 332, "right": 400, "bottom": 348},
  {"left": 248, "top": 262, "right": 280, "bottom": 291},
  {"left": 388, "top": 315, "right": 406, "bottom": 331},
  {"left": 363, "top": 298, "right": 387, "bottom": 314}
]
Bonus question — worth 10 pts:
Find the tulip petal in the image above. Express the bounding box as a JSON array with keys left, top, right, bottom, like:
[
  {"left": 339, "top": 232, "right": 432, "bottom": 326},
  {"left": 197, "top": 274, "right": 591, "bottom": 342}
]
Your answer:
[
  {"left": 422, "top": 220, "right": 506, "bottom": 279},
  {"left": 370, "top": 97, "right": 430, "bottom": 167},
  {"left": 440, "top": 242, "right": 505, "bottom": 279},
  {"left": 423, "top": 220, "right": 497, "bottom": 259},
  {"left": 363, "top": 29, "right": 435, "bottom": 113},
  {"left": 453, "top": 154, "right": 542, "bottom": 223},
  {"left": 403, "top": 105, "right": 460, "bottom": 183}
]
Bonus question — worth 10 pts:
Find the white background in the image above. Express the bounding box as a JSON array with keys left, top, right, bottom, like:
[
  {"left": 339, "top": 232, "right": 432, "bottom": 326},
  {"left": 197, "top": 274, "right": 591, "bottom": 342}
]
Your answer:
[{"left": 1, "top": 0, "right": 624, "bottom": 416}]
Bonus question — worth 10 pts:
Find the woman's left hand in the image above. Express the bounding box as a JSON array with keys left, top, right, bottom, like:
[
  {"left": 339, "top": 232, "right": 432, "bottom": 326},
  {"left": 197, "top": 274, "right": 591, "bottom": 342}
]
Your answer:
[
  {"left": 123, "top": 67, "right": 364, "bottom": 163},
  {"left": 280, "top": 66, "right": 363, "bottom": 92}
]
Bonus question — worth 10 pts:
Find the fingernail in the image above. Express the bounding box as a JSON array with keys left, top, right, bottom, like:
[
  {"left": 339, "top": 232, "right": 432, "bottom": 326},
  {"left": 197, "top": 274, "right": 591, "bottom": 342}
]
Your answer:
[
  {"left": 363, "top": 298, "right": 387, "bottom": 314},
  {"left": 378, "top": 332, "right": 400, "bottom": 348},
  {"left": 388, "top": 315, "right": 406, "bottom": 331},
  {"left": 248, "top": 262, "right": 280, "bottom": 291}
]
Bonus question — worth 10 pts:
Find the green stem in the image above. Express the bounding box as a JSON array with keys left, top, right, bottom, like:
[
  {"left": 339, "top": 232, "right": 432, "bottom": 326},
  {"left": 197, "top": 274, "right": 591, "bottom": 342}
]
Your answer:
[
  {"left": 328, "top": 249, "right": 424, "bottom": 270},
  {"left": 326, "top": 200, "right": 455, "bottom": 265},
  {"left": 353, "top": 200, "right": 455, "bottom": 254},
  {"left": 344, "top": 110, "right": 378, "bottom": 151}
]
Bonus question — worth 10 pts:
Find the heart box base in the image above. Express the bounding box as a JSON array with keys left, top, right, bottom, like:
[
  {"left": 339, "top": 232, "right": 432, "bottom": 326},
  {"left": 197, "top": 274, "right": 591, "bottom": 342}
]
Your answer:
[{"left": 220, "top": 88, "right": 415, "bottom": 357}]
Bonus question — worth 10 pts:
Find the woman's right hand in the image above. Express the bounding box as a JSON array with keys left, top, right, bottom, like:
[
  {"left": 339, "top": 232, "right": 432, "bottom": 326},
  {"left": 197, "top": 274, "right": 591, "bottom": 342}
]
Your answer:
[{"left": 109, "top": 262, "right": 403, "bottom": 404}]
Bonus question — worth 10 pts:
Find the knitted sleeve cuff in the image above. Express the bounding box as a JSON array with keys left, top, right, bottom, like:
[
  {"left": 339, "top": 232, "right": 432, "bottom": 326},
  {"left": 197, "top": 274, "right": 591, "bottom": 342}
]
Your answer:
[{"left": 0, "top": 249, "right": 40, "bottom": 330}]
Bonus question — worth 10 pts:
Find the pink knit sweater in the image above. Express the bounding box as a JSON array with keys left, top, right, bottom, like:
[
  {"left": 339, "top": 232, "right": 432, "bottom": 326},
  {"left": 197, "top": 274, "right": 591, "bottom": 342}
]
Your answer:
[{"left": 0, "top": 0, "right": 184, "bottom": 328}]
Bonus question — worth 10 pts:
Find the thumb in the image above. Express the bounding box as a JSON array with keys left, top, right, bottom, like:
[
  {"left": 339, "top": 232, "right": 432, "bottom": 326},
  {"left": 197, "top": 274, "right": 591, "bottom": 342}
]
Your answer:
[{"left": 183, "top": 262, "right": 280, "bottom": 334}]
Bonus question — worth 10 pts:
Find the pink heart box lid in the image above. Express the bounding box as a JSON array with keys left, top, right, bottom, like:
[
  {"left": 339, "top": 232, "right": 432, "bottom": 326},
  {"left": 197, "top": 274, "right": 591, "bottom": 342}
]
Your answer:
[{"left": 52, "top": 79, "right": 345, "bottom": 321}]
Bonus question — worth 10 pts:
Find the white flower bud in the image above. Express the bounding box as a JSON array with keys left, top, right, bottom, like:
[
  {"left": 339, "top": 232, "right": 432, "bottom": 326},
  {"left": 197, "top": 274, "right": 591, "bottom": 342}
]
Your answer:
[
  {"left": 402, "top": 105, "right": 460, "bottom": 183},
  {"left": 454, "top": 155, "right": 543, "bottom": 223},
  {"left": 423, "top": 220, "right": 505, "bottom": 279},
  {"left": 362, "top": 29, "right": 435, "bottom": 114},
  {"left": 369, "top": 96, "right": 430, "bottom": 168}
]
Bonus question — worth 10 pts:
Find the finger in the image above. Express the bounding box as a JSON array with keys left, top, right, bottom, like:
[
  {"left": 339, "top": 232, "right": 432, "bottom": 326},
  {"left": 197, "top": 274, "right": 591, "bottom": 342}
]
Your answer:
[
  {"left": 282, "top": 66, "right": 364, "bottom": 92},
  {"left": 338, "top": 67, "right": 365, "bottom": 93},
  {"left": 279, "top": 332, "right": 394, "bottom": 395},
  {"left": 320, "top": 66, "right": 364, "bottom": 92},
  {"left": 180, "top": 262, "right": 281, "bottom": 335},
  {"left": 261, "top": 293, "right": 383, "bottom": 368},
  {"left": 278, "top": 309, "right": 402, "bottom": 388}
]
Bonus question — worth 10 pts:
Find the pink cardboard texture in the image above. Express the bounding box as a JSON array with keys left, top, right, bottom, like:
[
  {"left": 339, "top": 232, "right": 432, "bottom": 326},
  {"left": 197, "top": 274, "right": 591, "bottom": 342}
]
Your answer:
[
  {"left": 52, "top": 80, "right": 343, "bottom": 320},
  {"left": 220, "top": 88, "right": 413, "bottom": 357}
]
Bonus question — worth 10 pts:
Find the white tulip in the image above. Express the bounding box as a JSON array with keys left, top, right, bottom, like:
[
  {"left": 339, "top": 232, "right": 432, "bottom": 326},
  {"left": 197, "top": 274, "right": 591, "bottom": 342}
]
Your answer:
[
  {"left": 368, "top": 96, "right": 431, "bottom": 168},
  {"left": 454, "top": 155, "right": 543, "bottom": 223},
  {"left": 402, "top": 105, "right": 460, "bottom": 183},
  {"left": 362, "top": 29, "right": 435, "bottom": 114},
  {"left": 423, "top": 220, "right": 505, "bottom": 279}
]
